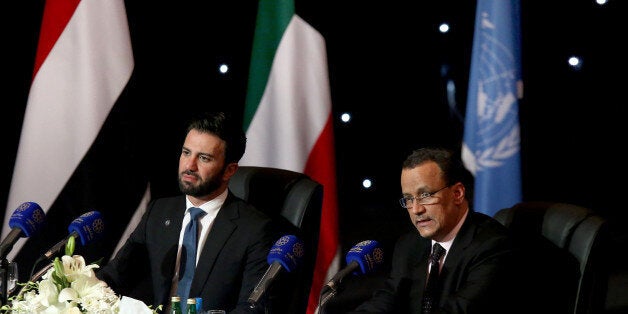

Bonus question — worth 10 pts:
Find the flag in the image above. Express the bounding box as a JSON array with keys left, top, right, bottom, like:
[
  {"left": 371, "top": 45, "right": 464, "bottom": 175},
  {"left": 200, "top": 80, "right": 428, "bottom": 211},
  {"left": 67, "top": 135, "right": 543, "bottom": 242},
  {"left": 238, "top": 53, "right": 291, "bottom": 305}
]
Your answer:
[
  {"left": 462, "top": 0, "right": 523, "bottom": 216},
  {"left": 240, "top": 0, "right": 340, "bottom": 313},
  {"left": 2, "top": 0, "right": 138, "bottom": 269}
]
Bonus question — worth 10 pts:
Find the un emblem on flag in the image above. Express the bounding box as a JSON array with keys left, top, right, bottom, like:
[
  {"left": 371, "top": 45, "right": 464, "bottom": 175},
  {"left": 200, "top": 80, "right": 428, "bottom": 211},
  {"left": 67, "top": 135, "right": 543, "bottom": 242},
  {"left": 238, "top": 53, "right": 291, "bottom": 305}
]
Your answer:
[{"left": 464, "top": 11, "right": 522, "bottom": 172}]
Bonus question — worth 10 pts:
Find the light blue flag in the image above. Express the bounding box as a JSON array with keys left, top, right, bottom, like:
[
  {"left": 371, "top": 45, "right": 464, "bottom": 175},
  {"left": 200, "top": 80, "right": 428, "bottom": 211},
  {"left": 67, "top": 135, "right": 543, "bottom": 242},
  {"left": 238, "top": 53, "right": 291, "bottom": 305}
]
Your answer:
[{"left": 462, "top": 0, "right": 522, "bottom": 217}]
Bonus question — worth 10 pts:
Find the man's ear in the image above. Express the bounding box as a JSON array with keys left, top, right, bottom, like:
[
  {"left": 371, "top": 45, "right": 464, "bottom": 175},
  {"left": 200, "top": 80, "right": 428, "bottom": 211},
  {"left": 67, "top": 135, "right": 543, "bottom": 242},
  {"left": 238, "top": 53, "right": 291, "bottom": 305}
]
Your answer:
[
  {"left": 452, "top": 182, "right": 466, "bottom": 204},
  {"left": 223, "top": 163, "right": 239, "bottom": 181}
]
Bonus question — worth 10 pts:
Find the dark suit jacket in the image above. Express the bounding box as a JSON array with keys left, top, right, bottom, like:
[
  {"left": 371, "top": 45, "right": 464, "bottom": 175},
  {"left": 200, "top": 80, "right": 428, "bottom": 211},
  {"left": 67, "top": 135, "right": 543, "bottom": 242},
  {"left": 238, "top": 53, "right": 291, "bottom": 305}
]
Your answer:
[
  {"left": 97, "top": 192, "right": 277, "bottom": 313},
  {"left": 352, "top": 211, "right": 528, "bottom": 314}
]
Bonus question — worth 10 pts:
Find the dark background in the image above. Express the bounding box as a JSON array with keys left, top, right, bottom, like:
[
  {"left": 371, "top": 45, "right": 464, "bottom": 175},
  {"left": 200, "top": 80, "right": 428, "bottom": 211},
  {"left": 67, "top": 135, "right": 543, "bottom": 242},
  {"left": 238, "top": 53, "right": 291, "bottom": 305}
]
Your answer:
[{"left": 2, "top": 0, "right": 627, "bottom": 309}]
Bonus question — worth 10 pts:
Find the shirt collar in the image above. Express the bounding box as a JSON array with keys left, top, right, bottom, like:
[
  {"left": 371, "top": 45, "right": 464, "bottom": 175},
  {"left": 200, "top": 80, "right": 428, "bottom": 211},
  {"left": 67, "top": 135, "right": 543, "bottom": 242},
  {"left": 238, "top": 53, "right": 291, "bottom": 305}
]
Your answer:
[{"left": 185, "top": 188, "right": 228, "bottom": 215}]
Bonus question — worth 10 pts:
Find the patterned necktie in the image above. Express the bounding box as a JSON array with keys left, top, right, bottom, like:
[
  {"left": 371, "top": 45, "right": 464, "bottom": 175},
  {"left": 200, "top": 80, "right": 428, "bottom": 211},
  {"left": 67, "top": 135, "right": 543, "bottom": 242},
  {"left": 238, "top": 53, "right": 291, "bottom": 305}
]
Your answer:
[
  {"left": 177, "top": 207, "right": 205, "bottom": 312},
  {"left": 422, "top": 243, "right": 446, "bottom": 314}
]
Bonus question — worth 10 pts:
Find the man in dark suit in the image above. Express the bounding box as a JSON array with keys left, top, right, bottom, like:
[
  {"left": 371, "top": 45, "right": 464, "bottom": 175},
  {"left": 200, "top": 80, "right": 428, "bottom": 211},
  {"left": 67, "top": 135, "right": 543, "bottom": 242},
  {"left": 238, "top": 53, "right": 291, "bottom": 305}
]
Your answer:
[
  {"left": 351, "top": 147, "right": 525, "bottom": 313},
  {"left": 98, "top": 112, "right": 277, "bottom": 313}
]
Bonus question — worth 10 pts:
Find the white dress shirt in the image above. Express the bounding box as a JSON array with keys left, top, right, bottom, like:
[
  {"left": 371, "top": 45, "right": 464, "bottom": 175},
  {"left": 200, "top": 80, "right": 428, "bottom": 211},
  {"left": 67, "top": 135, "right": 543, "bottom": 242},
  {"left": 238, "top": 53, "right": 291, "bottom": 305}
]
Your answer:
[{"left": 170, "top": 189, "right": 227, "bottom": 298}]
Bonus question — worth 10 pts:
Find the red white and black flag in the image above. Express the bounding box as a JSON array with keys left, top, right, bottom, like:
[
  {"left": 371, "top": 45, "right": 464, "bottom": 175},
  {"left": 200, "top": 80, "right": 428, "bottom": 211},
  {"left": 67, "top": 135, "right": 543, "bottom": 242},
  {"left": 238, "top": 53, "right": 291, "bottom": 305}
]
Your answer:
[{"left": 1, "top": 0, "right": 150, "bottom": 280}]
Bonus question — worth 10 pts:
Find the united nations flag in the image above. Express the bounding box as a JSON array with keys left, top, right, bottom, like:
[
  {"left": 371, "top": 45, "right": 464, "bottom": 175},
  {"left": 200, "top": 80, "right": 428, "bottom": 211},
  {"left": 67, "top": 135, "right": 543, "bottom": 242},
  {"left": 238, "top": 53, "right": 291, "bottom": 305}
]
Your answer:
[{"left": 462, "top": 0, "right": 523, "bottom": 217}]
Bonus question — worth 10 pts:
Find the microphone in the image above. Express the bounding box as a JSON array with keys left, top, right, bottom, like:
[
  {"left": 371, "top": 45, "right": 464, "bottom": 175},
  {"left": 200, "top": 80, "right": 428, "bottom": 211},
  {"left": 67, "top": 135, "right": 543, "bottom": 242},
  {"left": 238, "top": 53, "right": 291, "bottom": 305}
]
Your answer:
[
  {"left": 318, "top": 240, "right": 384, "bottom": 310},
  {"left": 248, "top": 234, "right": 304, "bottom": 306},
  {"left": 41, "top": 210, "right": 105, "bottom": 260},
  {"left": 0, "top": 202, "right": 45, "bottom": 258},
  {"left": 27, "top": 211, "right": 104, "bottom": 281},
  {"left": 324, "top": 240, "right": 384, "bottom": 293}
]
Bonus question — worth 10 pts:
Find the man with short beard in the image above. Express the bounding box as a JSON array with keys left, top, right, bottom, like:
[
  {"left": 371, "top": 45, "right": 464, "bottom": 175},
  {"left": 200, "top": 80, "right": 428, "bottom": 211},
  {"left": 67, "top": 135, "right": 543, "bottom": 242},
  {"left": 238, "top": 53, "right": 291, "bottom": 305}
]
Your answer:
[{"left": 98, "top": 111, "right": 277, "bottom": 313}]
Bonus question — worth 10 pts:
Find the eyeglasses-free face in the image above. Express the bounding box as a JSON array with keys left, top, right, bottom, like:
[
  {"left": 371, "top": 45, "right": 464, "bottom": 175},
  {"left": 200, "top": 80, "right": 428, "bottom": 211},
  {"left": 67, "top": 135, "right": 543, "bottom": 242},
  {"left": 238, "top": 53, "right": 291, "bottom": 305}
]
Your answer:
[{"left": 399, "top": 185, "right": 450, "bottom": 209}]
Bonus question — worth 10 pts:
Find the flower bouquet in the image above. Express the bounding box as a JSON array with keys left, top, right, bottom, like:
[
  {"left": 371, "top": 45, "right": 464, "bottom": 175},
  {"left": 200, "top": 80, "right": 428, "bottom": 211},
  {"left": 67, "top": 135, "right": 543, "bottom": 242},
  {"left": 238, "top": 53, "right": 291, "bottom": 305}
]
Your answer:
[{"left": 1, "top": 237, "right": 160, "bottom": 313}]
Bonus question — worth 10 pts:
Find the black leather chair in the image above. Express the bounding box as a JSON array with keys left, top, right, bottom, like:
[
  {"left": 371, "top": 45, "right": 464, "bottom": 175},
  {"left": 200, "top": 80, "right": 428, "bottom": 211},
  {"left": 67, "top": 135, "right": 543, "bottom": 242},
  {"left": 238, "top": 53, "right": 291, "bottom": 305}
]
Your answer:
[
  {"left": 229, "top": 166, "right": 323, "bottom": 314},
  {"left": 494, "top": 202, "right": 609, "bottom": 314}
]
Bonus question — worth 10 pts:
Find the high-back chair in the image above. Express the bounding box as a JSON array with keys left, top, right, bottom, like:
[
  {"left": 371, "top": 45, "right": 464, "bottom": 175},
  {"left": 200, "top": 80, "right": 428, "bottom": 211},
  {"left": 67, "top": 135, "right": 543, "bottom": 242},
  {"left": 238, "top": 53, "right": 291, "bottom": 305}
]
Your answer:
[
  {"left": 229, "top": 166, "right": 323, "bottom": 314},
  {"left": 494, "top": 202, "right": 609, "bottom": 314}
]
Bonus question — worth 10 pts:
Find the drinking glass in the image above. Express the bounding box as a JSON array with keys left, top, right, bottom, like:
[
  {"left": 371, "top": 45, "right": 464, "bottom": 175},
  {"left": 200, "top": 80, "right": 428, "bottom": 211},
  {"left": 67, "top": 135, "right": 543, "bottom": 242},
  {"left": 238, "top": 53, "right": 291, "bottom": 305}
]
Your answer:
[{"left": 0, "top": 262, "right": 18, "bottom": 294}]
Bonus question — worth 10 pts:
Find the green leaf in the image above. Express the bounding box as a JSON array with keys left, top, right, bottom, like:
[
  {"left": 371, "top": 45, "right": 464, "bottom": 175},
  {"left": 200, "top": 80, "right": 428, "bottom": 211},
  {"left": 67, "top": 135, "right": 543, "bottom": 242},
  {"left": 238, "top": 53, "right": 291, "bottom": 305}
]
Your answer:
[{"left": 52, "top": 257, "right": 69, "bottom": 289}]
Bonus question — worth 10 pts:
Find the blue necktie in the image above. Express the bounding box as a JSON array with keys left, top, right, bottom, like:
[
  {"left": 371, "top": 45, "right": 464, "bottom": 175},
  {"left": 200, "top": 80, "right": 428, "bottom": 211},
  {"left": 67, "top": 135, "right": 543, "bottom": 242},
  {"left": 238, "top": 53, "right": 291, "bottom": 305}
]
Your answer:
[{"left": 177, "top": 207, "right": 205, "bottom": 312}]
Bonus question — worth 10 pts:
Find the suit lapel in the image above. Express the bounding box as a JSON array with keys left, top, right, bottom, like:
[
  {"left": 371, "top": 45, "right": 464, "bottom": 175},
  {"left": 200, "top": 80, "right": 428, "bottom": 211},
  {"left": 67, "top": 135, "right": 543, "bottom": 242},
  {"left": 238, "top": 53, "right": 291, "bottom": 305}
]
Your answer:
[
  {"left": 407, "top": 235, "right": 431, "bottom": 311},
  {"left": 157, "top": 197, "right": 186, "bottom": 275},
  {"left": 166, "top": 197, "right": 186, "bottom": 243},
  {"left": 442, "top": 212, "right": 477, "bottom": 272},
  {"left": 434, "top": 211, "right": 477, "bottom": 306},
  {"left": 189, "top": 194, "right": 238, "bottom": 294}
]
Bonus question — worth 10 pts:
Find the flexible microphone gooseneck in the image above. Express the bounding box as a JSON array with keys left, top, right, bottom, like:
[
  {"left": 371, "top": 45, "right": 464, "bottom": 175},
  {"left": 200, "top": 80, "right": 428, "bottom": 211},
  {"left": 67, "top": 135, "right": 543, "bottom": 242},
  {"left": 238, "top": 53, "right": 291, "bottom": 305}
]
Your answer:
[
  {"left": 248, "top": 234, "right": 305, "bottom": 308},
  {"left": 318, "top": 240, "right": 384, "bottom": 311},
  {"left": 29, "top": 210, "right": 105, "bottom": 279},
  {"left": 0, "top": 202, "right": 45, "bottom": 305}
]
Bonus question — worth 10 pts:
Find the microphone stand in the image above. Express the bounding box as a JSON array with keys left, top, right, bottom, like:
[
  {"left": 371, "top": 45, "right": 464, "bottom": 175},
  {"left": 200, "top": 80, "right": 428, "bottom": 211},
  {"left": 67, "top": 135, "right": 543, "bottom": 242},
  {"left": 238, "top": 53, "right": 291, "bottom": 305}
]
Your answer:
[
  {"left": 13, "top": 263, "right": 53, "bottom": 301},
  {"left": 1, "top": 257, "right": 9, "bottom": 306},
  {"left": 317, "top": 285, "right": 338, "bottom": 314}
]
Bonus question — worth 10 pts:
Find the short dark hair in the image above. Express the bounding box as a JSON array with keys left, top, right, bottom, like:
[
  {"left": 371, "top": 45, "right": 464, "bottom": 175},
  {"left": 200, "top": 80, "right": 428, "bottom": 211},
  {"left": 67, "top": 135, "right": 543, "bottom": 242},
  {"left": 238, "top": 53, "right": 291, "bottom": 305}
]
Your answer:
[
  {"left": 186, "top": 111, "right": 247, "bottom": 163},
  {"left": 402, "top": 147, "right": 474, "bottom": 205}
]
